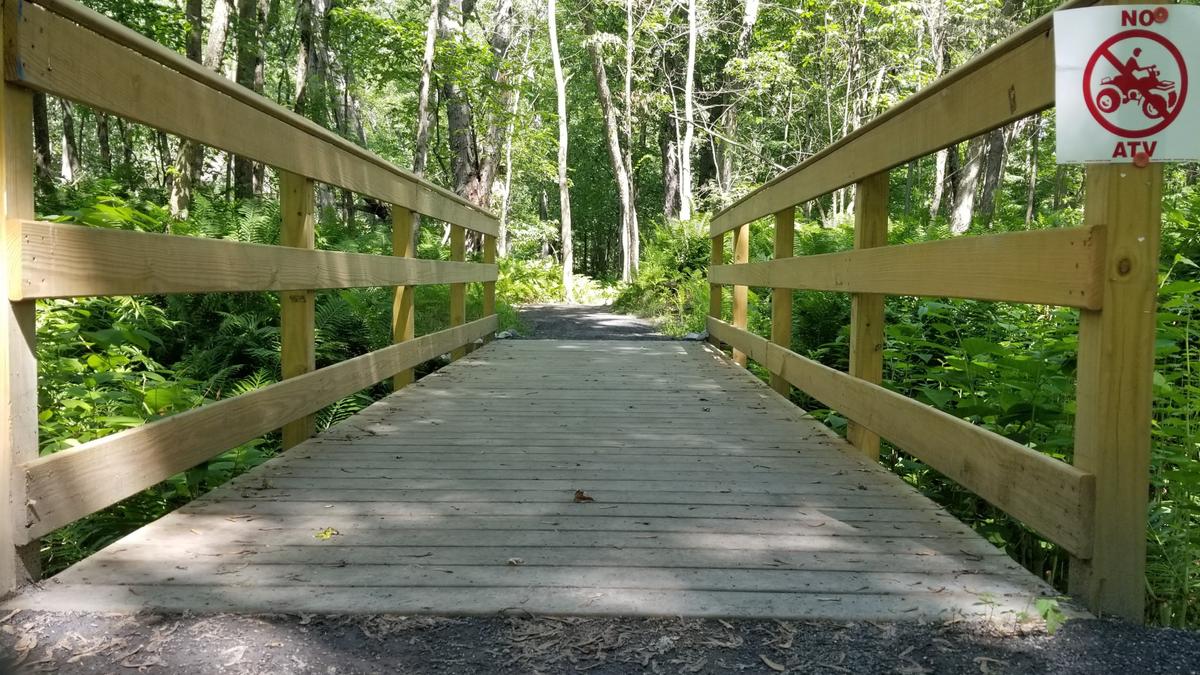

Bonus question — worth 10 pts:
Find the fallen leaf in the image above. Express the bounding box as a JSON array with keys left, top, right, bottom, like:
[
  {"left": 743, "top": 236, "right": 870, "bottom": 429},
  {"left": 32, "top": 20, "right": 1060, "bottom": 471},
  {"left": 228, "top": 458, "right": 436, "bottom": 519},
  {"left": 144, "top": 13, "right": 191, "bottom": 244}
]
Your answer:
[
  {"left": 760, "top": 654, "right": 786, "bottom": 672},
  {"left": 507, "top": 558, "right": 525, "bottom": 566},
  {"left": 314, "top": 527, "right": 340, "bottom": 540},
  {"left": 573, "top": 490, "right": 595, "bottom": 503}
]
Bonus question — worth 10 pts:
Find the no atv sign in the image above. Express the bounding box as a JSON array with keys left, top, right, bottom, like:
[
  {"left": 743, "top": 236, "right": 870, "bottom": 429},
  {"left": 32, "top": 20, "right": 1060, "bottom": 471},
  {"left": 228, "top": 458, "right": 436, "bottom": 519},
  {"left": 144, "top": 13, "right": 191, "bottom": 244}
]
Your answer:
[{"left": 1055, "top": 5, "right": 1200, "bottom": 163}]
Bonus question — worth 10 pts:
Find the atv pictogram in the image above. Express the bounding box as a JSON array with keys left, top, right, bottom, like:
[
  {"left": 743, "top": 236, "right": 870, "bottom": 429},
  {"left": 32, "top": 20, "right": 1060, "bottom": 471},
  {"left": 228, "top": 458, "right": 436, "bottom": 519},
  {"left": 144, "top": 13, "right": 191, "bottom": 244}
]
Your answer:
[{"left": 1093, "top": 47, "right": 1179, "bottom": 119}]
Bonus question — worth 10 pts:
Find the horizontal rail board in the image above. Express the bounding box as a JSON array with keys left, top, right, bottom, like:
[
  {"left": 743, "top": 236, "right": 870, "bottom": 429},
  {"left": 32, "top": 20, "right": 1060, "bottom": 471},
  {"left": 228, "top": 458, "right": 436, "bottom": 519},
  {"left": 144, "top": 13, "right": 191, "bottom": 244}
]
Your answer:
[
  {"left": 709, "top": 226, "right": 1105, "bottom": 309},
  {"left": 10, "top": 2, "right": 498, "bottom": 236},
  {"left": 18, "top": 315, "right": 498, "bottom": 540},
  {"left": 9, "top": 220, "right": 497, "bottom": 299},
  {"left": 706, "top": 318, "right": 1094, "bottom": 557},
  {"left": 709, "top": 0, "right": 1094, "bottom": 235}
]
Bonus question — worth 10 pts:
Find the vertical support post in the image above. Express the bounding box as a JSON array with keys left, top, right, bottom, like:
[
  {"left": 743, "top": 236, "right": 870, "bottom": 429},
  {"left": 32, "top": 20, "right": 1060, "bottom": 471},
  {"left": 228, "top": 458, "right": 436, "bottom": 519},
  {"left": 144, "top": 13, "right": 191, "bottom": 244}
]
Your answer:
[
  {"left": 279, "top": 171, "right": 316, "bottom": 450},
  {"left": 482, "top": 234, "right": 497, "bottom": 343},
  {"left": 392, "top": 206, "right": 416, "bottom": 389},
  {"left": 708, "top": 232, "right": 724, "bottom": 349},
  {"left": 731, "top": 222, "right": 750, "bottom": 366},
  {"left": 450, "top": 224, "right": 466, "bottom": 360},
  {"left": 1069, "top": 163, "right": 1162, "bottom": 621},
  {"left": 769, "top": 207, "right": 795, "bottom": 395},
  {"left": 1, "top": 84, "right": 40, "bottom": 595},
  {"left": 847, "top": 171, "right": 889, "bottom": 460}
]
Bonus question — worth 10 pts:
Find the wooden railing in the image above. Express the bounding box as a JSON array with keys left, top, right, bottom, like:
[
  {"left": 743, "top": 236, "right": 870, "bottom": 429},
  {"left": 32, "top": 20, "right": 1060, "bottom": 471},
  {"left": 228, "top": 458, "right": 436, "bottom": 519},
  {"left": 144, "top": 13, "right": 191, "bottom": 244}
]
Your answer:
[
  {"left": 0, "top": 0, "right": 500, "bottom": 593},
  {"left": 708, "top": 0, "right": 1160, "bottom": 620}
]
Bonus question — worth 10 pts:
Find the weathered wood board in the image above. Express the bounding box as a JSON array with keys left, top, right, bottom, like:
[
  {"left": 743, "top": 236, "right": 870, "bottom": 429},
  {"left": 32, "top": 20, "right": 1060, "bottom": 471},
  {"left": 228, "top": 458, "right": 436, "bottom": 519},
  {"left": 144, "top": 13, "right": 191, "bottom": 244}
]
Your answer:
[{"left": 4, "top": 340, "right": 1062, "bottom": 620}]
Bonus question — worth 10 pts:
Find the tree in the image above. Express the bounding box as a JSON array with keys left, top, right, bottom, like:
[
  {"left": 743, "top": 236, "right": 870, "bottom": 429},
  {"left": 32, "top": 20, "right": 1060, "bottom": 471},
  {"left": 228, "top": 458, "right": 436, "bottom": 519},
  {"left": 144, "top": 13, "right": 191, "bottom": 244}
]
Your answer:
[
  {"left": 233, "top": 0, "right": 269, "bottom": 198},
  {"left": 678, "top": 0, "right": 697, "bottom": 221},
  {"left": 549, "top": 0, "right": 573, "bottom": 298}
]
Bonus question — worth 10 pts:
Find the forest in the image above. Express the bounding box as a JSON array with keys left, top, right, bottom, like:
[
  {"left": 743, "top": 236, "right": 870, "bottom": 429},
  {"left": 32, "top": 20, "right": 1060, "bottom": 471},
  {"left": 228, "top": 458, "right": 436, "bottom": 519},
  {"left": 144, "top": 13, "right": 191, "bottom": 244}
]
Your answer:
[{"left": 25, "top": 0, "right": 1200, "bottom": 627}]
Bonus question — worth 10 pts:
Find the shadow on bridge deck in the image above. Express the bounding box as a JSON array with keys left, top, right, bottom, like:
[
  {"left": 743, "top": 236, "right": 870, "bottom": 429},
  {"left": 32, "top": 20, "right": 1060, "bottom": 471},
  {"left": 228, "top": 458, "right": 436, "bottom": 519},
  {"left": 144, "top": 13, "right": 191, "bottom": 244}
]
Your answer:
[{"left": 3, "top": 340, "right": 1062, "bottom": 621}]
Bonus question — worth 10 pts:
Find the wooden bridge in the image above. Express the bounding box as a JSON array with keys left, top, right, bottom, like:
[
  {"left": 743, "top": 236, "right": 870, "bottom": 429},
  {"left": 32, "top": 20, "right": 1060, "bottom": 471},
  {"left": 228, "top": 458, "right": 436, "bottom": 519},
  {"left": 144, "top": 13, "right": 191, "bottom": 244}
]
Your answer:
[{"left": 0, "top": 0, "right": 1160, "bottom": 622}]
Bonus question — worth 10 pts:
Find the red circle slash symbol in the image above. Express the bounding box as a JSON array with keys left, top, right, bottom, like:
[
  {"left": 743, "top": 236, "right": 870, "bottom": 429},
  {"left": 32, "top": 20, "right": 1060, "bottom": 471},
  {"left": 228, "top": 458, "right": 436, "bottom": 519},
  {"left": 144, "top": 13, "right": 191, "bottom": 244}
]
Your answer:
[{"left": 1083, "top": 29, "right": 1187, "bottom": 139}]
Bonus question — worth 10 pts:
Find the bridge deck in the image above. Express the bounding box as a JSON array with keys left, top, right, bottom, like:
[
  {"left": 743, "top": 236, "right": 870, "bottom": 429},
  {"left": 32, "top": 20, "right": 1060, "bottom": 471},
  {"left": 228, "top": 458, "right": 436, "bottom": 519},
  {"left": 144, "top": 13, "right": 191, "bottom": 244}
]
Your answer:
[{"left": 6, "top": 340, "right": 1057, "bottom": 620}]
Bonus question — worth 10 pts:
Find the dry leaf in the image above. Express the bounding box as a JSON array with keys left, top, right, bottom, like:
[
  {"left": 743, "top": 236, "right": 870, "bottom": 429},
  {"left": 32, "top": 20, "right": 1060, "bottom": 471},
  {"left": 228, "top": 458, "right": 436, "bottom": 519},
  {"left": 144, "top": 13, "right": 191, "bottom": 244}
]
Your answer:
[
  {"left": 313, "top": 527, "right": 340, "bottom": 540},
  {"left": 760, "top": 654, "right": 786, "bottom": 672},
  {"left": 507, "top": 558, "right": 525, "bottom": 566},
  {"left": 573, "top": 490, "right": 595, "bottom": 503}
]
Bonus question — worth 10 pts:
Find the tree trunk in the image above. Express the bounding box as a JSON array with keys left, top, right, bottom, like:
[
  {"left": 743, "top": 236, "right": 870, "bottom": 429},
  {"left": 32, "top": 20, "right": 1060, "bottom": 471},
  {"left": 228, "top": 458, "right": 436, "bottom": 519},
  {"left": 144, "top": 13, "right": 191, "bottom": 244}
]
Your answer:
[
  {"left": 929, "top": 150, "right": 946, "bottom": 220},
  {"left": 661, "top": 115, "right": 680, "bottom": 219},
  {"left": 1024, "top": 118, "right": 1040, "bottom": 226},
  {"left": 549, "top": 0, "right": 573, "bottom": 299},
  {"left": 678, "top": 0, "right": 698, "bottom": 221},
  {"left": 32, "top": 93, "right": 52, "bottom": 187},
  {"left": 716, "top": 0, "right": 759, "bottom": 202},
  {"left": 413, "top": 0, "right": 439, "bottom": 179},
  {"left": 96, "top": 114, "right": 112, "bottom": 173},
  {"left": 585, "top": 16, "right": 638, "bottom": 282},
  {"left": 976, "top": 127, "right": 1007, "bottom": 227},
  {"left": 170, "top": 0, "right": 224, "bottom": 217},
  {"left": 59, "top": 99, "right": 80, "bottom": 182},
  {"left": 233, "top": 0, "right": 267, "bottom": 199},
  {"left": 623, "top": 0, "right": 638, "bottom": 273},
  {"left": 950, "top": 136, "right": 985, "bottom": 234}
]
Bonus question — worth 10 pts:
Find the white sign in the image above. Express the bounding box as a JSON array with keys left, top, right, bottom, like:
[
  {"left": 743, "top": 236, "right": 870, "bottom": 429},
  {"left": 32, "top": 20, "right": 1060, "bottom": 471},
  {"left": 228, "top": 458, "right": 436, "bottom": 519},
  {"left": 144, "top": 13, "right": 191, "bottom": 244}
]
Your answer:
[{"left": 1055, "top": 5, "right": 1200, "bottom": 164}]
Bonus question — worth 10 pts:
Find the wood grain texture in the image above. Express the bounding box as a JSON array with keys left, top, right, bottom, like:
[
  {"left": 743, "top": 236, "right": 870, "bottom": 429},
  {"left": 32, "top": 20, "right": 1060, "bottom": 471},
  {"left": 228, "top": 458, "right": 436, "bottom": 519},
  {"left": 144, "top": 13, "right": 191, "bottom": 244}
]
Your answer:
[
  {"left": 769, "top": 208, "right": 794, "bottom": 396},
  {"left": 18, "top": 316, "right": 498, "bottom": 540},
  {"left": 4, "top": 339, "right": 1060, "bottom": 620},
  {"left": 709, "top": 226, "right": 1105, "bottom": 309},
  {"left": 11, "top": 2, "right": 498, "bottom": 235},
  {"left": 481, "top": 234, "right": 496, "bottom": 344},
  {"left": 8, "top": 220, "right": 497, "bottom": 299},
  {"left": 391, "top": 206, "right": 416, "bottom": 390},
  {"left": 709, "top": 0, "right": 1098, "bottom": 235},
  {"left": 846, "top": 172, "right": 888, "bottom": 459},
  {"left": 0, "top": 83, "right": 38, "bottom": 594},
  {"left": 279, "top": 172, "right": 316, "bottom": 450},
  {"left": 706, "top": 317, "right": 1094, "bottom": 558},
  {"left": 1069, "top": 164, "right": 1162, "bottom": 620}
]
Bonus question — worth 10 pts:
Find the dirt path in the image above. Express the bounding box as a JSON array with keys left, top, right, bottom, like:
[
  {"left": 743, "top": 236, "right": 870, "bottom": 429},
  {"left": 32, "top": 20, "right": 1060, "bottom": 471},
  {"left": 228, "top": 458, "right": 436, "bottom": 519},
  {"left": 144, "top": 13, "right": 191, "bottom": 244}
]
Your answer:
[
  {"left": 514, "top": 303, "right": 670, "bottom": 340},
  {"left": 3, "top": 610, "right": 1199, "bottom": 674}
]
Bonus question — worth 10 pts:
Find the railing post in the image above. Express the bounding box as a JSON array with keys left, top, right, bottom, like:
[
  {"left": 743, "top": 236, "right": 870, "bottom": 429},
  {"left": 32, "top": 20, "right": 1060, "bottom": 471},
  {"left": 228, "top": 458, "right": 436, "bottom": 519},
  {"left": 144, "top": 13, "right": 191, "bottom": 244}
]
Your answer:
[
  {"left": 708, "top": 233, "right": 724, "bottom": 349},
  {"left": 1069, "top": 163, "right": 1162, "bottom": 621},
  {"left": 450, "top": 224, "right": 466, "bottom": 360},
  {"left": 482, "top": 233, "right": 496, "bottom": 343},
  {"left": 279, "top": 171, "right": 316, "bottom": 450},
  {"left": 1, "top": 84, "right": 40, "bottom": 595},
  {"left": 847, "top": 171, "right": 889, "bottom": 460},
  {"left": 731, "top": 222, "right": 750, "bottom": 366},
  {"left": 770, "top": 208, "right": 795, "bottom": 395},
  {"left": 392, "top": 206, "right": 417, "bottom": 389}
]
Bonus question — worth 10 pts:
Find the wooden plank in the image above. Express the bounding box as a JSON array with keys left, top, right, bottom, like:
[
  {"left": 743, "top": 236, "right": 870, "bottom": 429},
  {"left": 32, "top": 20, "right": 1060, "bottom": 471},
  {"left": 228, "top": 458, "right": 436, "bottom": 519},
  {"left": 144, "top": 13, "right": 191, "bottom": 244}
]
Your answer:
[
  {"left": 70, "top": 564, "right": 1036, "bottom": 598},
  {"left": 2, "top": 584, "right": 1049, "bottom": 621},
  {"left": 82, "top": 545, "right": 1017, "bottom": 574},
  {"left": 770, "top": 208, "right": 794, "bottom": 395},
  {"left": 709, "top": 226, "right": 1106, "bottom": 309},
  {"left": 391, "top": 206, "right": 416, "bottom": 390},
  {"left": 9, "top": 220, "right": 496, "bottom": 299},
  {"left": 450, "top": 224, "right": 467, "bottom": 361},
  {"left": 0, "top": 83, "right": 38, "bottom": 594},
  {"left": 482, "top": 233, "right": 496, "bottom": 345},
  {"left": 183, "top": 501, "right": 952, "bottom": 522},
  {"left": 708, "top": 232, "right": 724, "bottom": 349},
  {"left": 846, "top": 172, "right": 888, "bottom": 459},
  {"left": 706, "top": 317, "right": 1094, "bottom": 557},
  {"left": 709, "top": 1, "right": 1097, "bottom": 236},
  {"left": 18, "top": 316, "right": 498, "bottom": 540},
  {"left": 731, "top": 223, "right": 750, "bottom": 366},
  {"left": 279, "top": 171, "right": 316, "bottom": 450},
  {"left": 10, "top": 1, "right": 498, "bottom": 235},
  {"left": 1069, "top": 164, "right": 1162, "bottom": 620}
]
